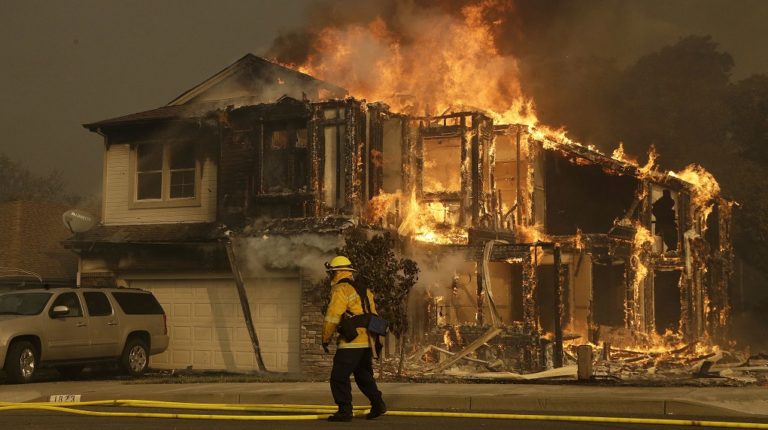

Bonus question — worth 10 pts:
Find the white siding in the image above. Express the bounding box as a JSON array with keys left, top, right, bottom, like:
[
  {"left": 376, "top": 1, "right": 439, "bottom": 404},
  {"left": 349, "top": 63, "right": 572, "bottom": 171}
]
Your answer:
[
  {"left": 131, "top": 277, "right": 301, "bottom": 373},
  {"left": 103, "top": 144, "right": 217, "bottom": 225}
]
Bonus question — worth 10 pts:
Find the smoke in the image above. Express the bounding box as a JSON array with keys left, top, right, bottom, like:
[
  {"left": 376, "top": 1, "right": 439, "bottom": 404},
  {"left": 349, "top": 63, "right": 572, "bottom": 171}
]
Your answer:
[
  {"left": 267, "top": 0, "right": 533, "bottom": 121},
  {"left": 234, "top": 234, "right": 343, "bottom": 281},
  {"left": 410, "top": 251, "right": 472, "bottom": 292}
]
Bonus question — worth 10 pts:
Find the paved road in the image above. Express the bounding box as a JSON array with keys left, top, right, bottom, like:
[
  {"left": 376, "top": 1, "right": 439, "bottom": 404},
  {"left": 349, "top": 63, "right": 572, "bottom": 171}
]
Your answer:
[{"left": 1, "top": 410, "right": 762, "bottom": 430}]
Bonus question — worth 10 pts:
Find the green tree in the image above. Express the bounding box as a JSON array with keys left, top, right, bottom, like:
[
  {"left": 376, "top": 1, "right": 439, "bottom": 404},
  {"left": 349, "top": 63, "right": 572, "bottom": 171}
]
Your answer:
[{"left": 336, "top": 230, "right": 419, "bottom": 340}]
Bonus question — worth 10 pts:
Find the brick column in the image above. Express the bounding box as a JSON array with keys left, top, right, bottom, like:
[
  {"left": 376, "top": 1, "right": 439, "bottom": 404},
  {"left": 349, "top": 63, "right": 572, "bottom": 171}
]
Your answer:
[{"left": 300, "top": 278, "right": 333, "bottom": 376}]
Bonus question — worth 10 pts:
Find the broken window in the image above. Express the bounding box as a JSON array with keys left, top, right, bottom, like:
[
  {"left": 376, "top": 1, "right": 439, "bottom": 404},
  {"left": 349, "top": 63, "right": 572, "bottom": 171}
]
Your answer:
[
  {"left": 262, "top": 124, "right": 309, "bottom": 194},
  {"left": 423, "top": 137, "right": 461, "bottom": 193},
  {"left": 135, "top": 141, "right": 198, "bottom": 202}
]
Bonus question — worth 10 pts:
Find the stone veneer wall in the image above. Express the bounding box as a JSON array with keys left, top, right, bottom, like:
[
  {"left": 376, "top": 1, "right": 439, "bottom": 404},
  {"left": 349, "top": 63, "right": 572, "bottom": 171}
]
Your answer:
[{"left": 300, "top": 278, "right": 333, "bottom": 376}]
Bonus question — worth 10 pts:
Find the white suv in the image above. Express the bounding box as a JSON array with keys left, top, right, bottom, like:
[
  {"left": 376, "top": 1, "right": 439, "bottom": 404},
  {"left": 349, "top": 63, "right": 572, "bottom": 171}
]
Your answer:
[{"left": 0, "top": 286, "right": 169, "bottom": 384}]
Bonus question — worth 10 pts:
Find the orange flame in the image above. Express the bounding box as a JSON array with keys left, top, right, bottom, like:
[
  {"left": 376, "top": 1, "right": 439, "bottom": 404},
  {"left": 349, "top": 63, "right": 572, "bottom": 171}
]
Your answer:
[{"left": 295, "top": 1, "right": 536, "bottom": 125}]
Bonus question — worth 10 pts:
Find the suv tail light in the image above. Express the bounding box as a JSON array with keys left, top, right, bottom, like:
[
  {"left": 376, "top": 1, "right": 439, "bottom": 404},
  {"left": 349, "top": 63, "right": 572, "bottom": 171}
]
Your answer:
[{"left": 163, "top": 313, "right": 168, "bottom": 335}]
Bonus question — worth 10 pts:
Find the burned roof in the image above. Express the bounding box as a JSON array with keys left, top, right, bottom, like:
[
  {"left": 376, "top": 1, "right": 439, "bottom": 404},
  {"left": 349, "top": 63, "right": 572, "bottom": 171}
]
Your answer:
[
  {"left": 64, "top": 223, "right": 224, "bottom": 245},
  {"left": 84, "top": 54, "right": 347, "bottom": 131},
  {"left": 83, "top": 96, "right": 310, "bottom": 130},
  {"left": 167, "top": 54, "right": 347, "bottom": 106}
]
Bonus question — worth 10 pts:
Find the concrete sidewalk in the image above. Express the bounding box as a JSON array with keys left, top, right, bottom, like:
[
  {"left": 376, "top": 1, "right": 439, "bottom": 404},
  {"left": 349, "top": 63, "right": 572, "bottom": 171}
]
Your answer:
[{"left": 1, "top": 380, "right": 767, "bottom": 420}]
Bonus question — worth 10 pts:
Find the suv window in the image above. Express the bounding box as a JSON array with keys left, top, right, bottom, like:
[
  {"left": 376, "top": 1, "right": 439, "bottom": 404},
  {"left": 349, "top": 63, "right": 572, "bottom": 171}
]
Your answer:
[
  {"left": 111, "top": 292, "right": 164, "bottom": 315},
  {"left": 0, "top": 293, "right": 52, "bottom": 315},
  {"left": 50, "top": 292, "right": 83, "bottom": 318},
  {"left": 84, "top": 292, "right": 113, "bottom": 317}
]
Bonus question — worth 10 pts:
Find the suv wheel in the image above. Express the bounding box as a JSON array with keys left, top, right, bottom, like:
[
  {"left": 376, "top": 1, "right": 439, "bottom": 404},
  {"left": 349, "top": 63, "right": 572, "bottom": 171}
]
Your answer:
[
  {"left": 120, "top": 338, "right": 149, "bottom": 377},
  {"left": 4, "top": 341, "right": 38, "bottom": 384},
  {"left": 56, "top": 365, "right": 84, "bottom": 379}
]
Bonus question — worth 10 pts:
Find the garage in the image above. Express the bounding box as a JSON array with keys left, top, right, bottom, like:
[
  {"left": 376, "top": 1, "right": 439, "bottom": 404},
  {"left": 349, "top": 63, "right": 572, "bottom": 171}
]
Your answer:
[{"left": 129, "top": 276, "right": 301, "bottom": 373}]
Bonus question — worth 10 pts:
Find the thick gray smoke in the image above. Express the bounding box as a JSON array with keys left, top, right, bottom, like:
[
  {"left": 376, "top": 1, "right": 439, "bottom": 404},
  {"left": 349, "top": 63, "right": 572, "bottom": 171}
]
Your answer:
[{"left": 234, "top": 234, "right": 343, "bottom": 281}]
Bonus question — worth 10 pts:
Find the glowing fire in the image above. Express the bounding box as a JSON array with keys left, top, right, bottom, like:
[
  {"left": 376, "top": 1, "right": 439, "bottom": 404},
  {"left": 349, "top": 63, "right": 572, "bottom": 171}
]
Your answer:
[
  {"left": 629, "top": 223, "right": 654, "bottom": 332},
  {"left": 367, "top": 191, "right": 468, "bottom": 245},
  {"left": 670, "top": 164, "right": 721, "bottom": 223},
  {"left": 293, "top": 1, "right": 536, "bottom": 126}
]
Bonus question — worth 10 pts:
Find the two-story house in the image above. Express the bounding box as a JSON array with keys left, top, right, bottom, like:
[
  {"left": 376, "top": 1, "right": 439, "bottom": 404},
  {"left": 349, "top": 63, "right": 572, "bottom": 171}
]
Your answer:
[{"left": 68, "top": 54, "right": 732, "bottom": 375}]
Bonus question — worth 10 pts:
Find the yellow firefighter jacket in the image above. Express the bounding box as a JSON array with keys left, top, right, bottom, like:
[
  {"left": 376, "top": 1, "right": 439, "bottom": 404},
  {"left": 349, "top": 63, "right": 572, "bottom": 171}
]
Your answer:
[{"left": 322, "top": 271, "right": 377, "bottom": 349}]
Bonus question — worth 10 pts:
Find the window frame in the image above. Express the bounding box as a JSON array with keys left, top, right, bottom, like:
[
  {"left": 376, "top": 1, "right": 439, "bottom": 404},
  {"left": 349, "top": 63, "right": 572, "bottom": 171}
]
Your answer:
[
  {"left": 259, "top": 122, "right": 311, "bottom": 194},
  {"left": 128, "top": 139, "right": 202, "bottom": 209}
]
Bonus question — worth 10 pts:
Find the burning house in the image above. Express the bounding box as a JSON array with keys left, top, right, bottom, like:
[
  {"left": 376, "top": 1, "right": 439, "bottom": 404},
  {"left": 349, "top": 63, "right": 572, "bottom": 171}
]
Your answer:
[{"left": 68, "top": 53, "right": 732, "bottom": 376}]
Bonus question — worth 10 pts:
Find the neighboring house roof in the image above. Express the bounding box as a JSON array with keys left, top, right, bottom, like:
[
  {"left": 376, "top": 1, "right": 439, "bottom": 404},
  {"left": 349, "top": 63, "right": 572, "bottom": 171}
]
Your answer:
[
  {"left": 83, "top": 54, "right": 347, "bottom": 131},
  {"left": 0, "top": 201, "right": 78, "bottom": 283},
  {"left": 64, "top": 223, "right": 224, "bottom": 245}
]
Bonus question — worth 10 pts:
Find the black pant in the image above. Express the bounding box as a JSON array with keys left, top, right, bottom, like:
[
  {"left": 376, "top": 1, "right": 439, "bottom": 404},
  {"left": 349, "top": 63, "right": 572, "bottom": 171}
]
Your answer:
[{"left": 330, "top": 347, "right": 382, "bottom": 411}]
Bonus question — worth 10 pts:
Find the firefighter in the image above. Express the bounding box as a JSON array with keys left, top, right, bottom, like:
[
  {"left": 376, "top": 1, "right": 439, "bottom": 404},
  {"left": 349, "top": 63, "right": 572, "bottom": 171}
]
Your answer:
[
  {"left": 322, "top": 255, "right": 386, "bottom": 422},
  {"left": 652, "top": 189, "right": 678, "bottom": 252}
]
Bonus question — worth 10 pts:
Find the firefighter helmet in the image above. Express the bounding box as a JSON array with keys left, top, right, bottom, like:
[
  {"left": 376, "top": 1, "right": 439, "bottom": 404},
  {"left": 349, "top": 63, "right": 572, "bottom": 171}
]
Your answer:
[{"left": 325, "top": 255, "right": 356, "bottom": 272}]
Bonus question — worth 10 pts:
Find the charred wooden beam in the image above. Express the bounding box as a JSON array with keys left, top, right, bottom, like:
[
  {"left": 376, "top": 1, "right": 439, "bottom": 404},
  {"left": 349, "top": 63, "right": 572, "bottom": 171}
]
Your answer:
[
  {"left": 460, "top": 116, "right": 470, "bottom": 226},
  {"left": 553, "top": 244, "right": 564, "bottom": 368},
  {"left": 223, "top": 237, "right": 267, "bottom": 372}
]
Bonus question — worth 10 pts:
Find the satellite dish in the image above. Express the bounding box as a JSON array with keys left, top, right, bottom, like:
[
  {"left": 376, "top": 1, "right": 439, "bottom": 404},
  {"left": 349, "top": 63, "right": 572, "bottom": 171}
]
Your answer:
[{"left": 62, "top": 209, "right": 97, "bottom": 233}]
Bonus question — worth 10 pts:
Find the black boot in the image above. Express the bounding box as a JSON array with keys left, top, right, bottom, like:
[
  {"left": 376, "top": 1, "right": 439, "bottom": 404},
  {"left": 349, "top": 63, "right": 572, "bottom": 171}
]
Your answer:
[
  {"left": 328, "top": 404, "right": 353, "bottom": 422},
  {"left": 366, "top": 398, "right": 387, "bottom": 420}
]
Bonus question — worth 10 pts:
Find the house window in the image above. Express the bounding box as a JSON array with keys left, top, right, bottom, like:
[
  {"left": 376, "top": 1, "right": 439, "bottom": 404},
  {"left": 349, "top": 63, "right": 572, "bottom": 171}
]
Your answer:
[
  {"left": 136, "top": 144, "right": 163, "bottom": 200},
  {"left": 169, "top": 143, "right": 196, "bottom": 198},
  {"left": 134, "top": 141, "right": 199, "bottom": 204},
  {"left": 262, "top": 126, "right": 309, "bottom": 193}
]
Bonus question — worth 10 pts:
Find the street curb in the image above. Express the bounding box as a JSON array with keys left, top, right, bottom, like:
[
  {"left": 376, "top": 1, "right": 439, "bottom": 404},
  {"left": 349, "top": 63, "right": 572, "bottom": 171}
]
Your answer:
[{"left": 30, "top": 390, "right": 767, "bottom": 421}]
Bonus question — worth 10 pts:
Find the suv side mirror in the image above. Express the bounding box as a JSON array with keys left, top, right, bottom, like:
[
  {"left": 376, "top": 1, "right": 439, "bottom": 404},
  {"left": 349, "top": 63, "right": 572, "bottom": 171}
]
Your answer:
[{"left": 51, "top": 305, "right": 69, "bottom": 318}]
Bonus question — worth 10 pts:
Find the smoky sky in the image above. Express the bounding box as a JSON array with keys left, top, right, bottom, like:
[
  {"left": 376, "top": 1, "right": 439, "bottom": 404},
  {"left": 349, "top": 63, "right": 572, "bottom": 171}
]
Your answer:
[{"left": 1, "top": 0, "right": 767, "bottom": 200}]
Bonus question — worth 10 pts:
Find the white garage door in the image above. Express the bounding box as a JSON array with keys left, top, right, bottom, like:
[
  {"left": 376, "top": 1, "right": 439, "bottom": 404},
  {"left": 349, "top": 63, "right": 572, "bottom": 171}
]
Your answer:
[{"left": 131, "top": 277, "right": 300, "bottom": 373}]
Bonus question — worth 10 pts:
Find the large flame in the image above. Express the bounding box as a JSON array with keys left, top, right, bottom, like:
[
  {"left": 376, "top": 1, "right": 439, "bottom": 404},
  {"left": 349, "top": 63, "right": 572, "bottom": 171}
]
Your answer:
[{"left": 294, "top": 1, "right": 536, "bottom": 125}]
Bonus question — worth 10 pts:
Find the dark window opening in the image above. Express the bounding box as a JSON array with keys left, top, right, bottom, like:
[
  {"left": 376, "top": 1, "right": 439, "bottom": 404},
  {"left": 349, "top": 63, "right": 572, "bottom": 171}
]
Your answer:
[
  {"left": 592, "top": 260, "right": 626, "bottom": 327},
  {"left": 84, "top": 292, "right": 113, "bottom": 317},
  {"left": 263, "top": 124, "right": 310, "bottom": 194},
  {"left": 654, "top": 270, "right": 681, "bottom": 335},
  {"left": 545, "top": 151, "right": 638, "bottom": 235}
]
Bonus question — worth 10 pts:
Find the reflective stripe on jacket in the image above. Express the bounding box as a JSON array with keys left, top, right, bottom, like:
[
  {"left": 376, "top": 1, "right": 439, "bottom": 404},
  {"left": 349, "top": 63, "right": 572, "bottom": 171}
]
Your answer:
[{"left": 322, "top": 272, "right": 377, "bottom": 349}]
